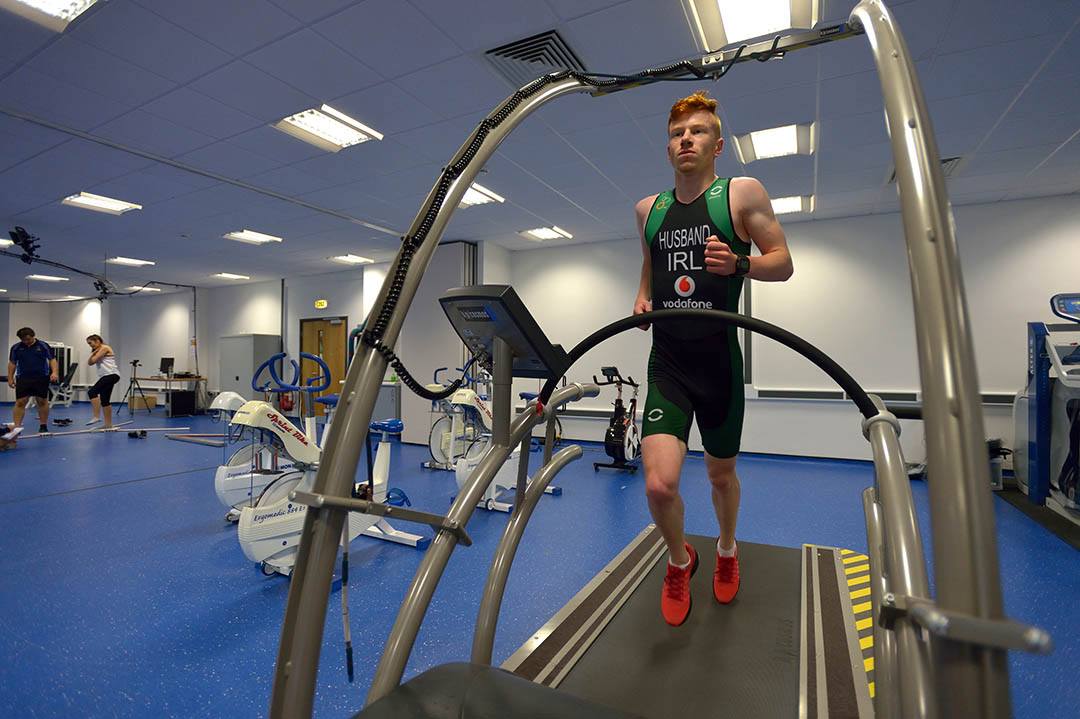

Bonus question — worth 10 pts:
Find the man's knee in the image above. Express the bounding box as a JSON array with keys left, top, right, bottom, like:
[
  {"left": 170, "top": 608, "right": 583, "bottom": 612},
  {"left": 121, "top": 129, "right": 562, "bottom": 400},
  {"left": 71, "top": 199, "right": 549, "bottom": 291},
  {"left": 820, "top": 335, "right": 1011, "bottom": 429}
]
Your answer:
[
  {"left": 645, "top": 469, "right": 680, "bottom": 505},
  {"left": 15, "top": 397, "right": 29, "bottom": 408},
  {"left": 706, "top": 458, "right": 738, "bottom": 492}
]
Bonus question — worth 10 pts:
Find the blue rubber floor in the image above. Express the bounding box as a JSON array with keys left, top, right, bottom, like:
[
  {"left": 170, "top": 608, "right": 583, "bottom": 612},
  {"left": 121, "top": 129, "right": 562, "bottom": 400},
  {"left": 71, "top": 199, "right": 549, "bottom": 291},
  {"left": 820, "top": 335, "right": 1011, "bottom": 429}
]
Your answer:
[{"left": 0, "top": 403, "right": 1076, "bottom": 718}]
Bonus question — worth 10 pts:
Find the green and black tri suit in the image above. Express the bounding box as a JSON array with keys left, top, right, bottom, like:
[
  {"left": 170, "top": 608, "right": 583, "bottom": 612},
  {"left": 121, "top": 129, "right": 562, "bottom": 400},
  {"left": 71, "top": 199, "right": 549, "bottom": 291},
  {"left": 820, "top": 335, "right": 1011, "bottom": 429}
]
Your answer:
[{"left": 641, "top": 176, "right": 750, "bottom": 458}]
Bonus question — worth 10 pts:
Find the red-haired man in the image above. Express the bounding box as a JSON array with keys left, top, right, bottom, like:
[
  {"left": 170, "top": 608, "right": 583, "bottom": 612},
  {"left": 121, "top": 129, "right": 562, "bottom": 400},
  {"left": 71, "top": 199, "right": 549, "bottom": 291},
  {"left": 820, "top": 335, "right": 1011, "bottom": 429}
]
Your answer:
[{"left": 633, "top": 91, "right": 794, "bottom": 625}]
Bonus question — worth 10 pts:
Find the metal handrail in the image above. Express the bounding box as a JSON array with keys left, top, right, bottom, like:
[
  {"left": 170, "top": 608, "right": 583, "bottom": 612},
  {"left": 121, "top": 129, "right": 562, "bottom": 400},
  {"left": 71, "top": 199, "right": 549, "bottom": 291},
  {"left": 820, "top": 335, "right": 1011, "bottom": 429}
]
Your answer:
[{"left": 851, "top": 1, "right": 1010, "bottom": 715}]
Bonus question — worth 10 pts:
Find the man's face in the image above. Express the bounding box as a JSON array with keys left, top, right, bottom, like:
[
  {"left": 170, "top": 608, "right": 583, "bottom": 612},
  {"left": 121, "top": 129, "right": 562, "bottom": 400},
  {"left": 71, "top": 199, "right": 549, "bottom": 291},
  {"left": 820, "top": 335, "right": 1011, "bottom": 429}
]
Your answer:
[
  {"left": 20, "top": 335, "right": 35, "bottom": 347},
  {"left": 667, "top": 110, "right": 723, "bottom": 173}
]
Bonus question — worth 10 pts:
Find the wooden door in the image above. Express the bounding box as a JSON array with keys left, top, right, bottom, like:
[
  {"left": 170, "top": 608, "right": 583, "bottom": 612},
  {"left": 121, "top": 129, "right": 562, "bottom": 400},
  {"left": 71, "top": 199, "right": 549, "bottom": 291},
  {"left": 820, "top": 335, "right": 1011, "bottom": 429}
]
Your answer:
[{"left": 299, "top": 317, "right": 347, "bottom": 417}]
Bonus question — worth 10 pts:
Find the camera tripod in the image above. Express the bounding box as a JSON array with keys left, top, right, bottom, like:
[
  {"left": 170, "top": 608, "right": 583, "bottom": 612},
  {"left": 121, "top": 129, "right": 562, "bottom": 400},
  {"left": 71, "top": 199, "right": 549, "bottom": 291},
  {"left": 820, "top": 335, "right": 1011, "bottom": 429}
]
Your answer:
[{"left": 121, "top": 360, "right": 151, "bottom": 416}]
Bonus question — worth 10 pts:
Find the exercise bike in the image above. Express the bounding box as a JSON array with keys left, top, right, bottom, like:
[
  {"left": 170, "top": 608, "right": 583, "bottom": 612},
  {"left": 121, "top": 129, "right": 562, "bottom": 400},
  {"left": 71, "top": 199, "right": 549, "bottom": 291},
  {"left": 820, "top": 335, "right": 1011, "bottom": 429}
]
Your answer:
[
  {"left": 593, "top": 366, "right": 641, "bottom": 472},
  {"left": 423, "top": 361, "right": 492, "bottom": 470},
  {"left": 231, "top": 352, "right": 427, "bottom": 576},
  {"left": 213, "top": 362, "right": 297, "bottom": 522}
]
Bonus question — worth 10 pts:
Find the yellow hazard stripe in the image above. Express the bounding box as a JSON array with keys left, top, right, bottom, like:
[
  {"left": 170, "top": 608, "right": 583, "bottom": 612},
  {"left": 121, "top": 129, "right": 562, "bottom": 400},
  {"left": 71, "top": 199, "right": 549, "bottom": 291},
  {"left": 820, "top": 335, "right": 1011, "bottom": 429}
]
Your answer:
[
  {"left": 845, "top": 563, "right": 870, "bottom": 575},
  {"left": 856, "top": 617, "right": 873, "bottom": 631},
  {"left": 853, "top": 601, "right": 872, "bottom": 614},
  {"left": 860, "top": 635, "right": 874, "bottom": 650},
  {"left": 864, "top": 656, "right": 874, "bottom": 672},
  {"left": 847, "top": 574, "right": 871, "bottom": 587},
  {"left": 843, "top": 554, "right": 868, "bottom": 564},
  {"left": 850, "top": 587, "right": 871, "bottom": 599},
  {"left": 869, "top": 681, "right": 875, "bottom": 698},
  {"left": 840, "top": 548, "right": 855, "bottom": 556}
]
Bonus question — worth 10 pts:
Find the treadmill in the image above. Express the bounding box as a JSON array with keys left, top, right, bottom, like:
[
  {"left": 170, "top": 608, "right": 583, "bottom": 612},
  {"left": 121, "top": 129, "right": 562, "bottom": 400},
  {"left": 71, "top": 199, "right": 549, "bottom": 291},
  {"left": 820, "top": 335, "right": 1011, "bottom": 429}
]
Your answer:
[
  {"left": 267, "top": 4, "right": 1052, "bottom": 717},
  {"left": 351, "top": 285, "right": 875, "bottom": 719}
]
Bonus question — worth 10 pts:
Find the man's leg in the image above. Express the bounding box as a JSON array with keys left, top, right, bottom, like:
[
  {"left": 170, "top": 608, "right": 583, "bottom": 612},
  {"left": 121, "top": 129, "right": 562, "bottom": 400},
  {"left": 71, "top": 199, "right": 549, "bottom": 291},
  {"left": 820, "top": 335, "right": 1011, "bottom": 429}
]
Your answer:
[
  {"left": 704, "top": 453, "right": 739, "bottom": 551},
  {"left": 37, "top": 396, "right": 49, "bottom": 428},
  {"left": 705, "top": 452, "right": 741, "bottom": 604},
  {"left": 13, "top": 397, "right": 28, "bottom": 427},
  {"left": 642, "top": 433, "right": 689, "bottom": 564}
]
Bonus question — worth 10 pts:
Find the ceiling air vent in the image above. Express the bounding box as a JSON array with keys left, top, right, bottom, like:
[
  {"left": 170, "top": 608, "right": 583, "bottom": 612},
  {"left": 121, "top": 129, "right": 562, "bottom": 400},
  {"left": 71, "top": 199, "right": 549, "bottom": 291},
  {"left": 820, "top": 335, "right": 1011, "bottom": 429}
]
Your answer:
[
  {"left": 485, "top": 30, "right": 587, "bottom": 88},
  {"left": 888, "top": 156, "right": 963, "bottom": 184}
]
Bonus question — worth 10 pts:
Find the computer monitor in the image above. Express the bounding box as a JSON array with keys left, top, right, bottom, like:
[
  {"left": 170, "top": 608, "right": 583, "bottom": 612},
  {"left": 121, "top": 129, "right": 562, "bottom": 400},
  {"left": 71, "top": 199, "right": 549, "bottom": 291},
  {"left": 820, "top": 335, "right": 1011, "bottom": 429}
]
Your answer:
[{"left": 159, "top": 357, "right": 175, "bottom": 375}]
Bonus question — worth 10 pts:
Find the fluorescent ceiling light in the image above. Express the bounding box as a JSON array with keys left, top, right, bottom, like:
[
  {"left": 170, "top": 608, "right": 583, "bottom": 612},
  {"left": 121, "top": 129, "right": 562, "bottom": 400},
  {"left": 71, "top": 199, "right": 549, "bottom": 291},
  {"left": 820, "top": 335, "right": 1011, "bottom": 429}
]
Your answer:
[
  {"left": 26, "top": 273, "right": 69, "bottom": 282},
  {"left": 732, "top": 122, "right": 816, "bottom": 163},
  {"left": 61, "top": 295, "right": 82, "bottom": 300},
  {"left": 213, "top": 272, "right": 250, "bottom": 280},
  {"left": 521, "top": 226, "right": 573, "bottom": 241},
  {"left": 0, "top": 0, "right": 98, "bottom": 31},
  {"left": 223, "top": 229, "right": 283, "bottom": 245},
  {"left": 459, "top": 183, "right": 506, "bottom": 208},
  {"left": 274, "top": 104, "right": 384, "bottom": 153},
  {"left": 61, "top": 191, "right": 142, "bottom": 215},
  {"left": 126, "top": 286, "right": 160, "bottom": 292},
  {"left": 771, "top": 195, "right": 815, "bottom": 215},
  {"left": 0, "top": 239, "right": 12, "bottom": 247},
  {"left": 329, "top": 254, "right": 374, "bottom": 265},
  {"left": 107, "top": 256, "right": 155, "bottom": 267},
  {"left": 0, "top": 288, "right": 7, "bottom": 293},
  {"left": 683, "top": 0, "right": 820, "bottom": 50}
]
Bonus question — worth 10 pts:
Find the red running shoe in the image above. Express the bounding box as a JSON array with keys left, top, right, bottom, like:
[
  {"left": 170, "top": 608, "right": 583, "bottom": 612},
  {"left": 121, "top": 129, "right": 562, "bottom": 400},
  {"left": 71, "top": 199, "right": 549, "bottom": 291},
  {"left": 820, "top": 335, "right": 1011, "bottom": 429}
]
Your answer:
[
  {"left": 661, "top": 542, "right": 698, "bottom": 626},
  {"left": 713, "top": 545, "right": 740, "bottom": 604}
]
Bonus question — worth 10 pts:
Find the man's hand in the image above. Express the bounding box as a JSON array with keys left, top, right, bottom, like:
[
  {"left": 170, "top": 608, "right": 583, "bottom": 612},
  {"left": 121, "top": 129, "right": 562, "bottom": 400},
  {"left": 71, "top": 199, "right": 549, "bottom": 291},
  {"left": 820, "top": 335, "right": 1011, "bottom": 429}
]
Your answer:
[
  {"left": 7, "top": 377, "right": 14, "bottom": 389},
  {"left": 50, "top": 372, "right": 59, "bottom": 383},
  {"left": 704, "top": 236, "right": 737, "bottom": 275},
  {"left": 634, "top": 297, "right": 652, "bottom": 331}
]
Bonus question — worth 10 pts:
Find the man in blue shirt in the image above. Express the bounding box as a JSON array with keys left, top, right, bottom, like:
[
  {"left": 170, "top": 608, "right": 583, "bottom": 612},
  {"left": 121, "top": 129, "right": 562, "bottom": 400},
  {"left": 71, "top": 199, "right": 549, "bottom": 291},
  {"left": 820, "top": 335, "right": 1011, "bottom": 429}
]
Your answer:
[{"left": 7, "top": 327, "right": 58, "bottom": 433}]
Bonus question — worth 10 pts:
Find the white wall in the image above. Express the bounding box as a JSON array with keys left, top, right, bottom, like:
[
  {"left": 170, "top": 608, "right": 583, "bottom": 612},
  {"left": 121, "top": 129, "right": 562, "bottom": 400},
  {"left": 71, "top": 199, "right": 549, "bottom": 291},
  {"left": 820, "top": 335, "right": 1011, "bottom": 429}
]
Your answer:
[
  {"left": 108, "top": 291, "right": 196, "bottom": 392},
  {"left": 284, "top": 270, "right": 364, "bottom": 362},
  {"left": 198, "top": 280, "right": 281, "bottom": 392},
  {"left": 48, "top": 300, "right": 102, "bottom": 386},
  {"left": 479, "top": 241, "right": 511, "bottom": 284},
  {"left": 504, "top": 194, "right": 1080, "bottom": 462},
  {"left": 397, "top": 243, "right": 472, "bottom": 444}
]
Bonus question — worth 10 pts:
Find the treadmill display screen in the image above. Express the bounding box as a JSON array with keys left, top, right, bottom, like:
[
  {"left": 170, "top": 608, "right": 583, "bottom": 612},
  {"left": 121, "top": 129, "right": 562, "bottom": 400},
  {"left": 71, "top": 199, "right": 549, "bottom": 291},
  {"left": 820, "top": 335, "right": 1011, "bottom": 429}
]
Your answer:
[
  {"left": 1052, "top": 293, "right": 1080, "bottom": 322},
  {"left": 457, "top": 306, "right": 494, "bottom": 322}
]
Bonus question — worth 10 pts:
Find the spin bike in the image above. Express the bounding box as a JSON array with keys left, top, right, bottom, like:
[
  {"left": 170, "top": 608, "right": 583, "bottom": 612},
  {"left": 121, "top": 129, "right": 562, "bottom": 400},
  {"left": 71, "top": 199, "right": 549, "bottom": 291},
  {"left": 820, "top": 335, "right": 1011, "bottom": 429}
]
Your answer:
[
  {"left": 593, "top": 366, "right": 641, "bottom": 472},
  {"left": 214, "top": 360, "right": 298, "bottom": 522},
  {"left": 423, "top": 361, "right": 492, "bottom": 471},
  {"left": 230, "top": 352, "right": 427, "bottom": 576}
]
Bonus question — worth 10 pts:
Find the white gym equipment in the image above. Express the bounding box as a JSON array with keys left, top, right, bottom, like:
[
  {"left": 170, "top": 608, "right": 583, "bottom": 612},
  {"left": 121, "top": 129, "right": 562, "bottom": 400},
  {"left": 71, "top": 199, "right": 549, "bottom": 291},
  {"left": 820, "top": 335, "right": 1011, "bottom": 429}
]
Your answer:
[
  {"left": 231, "top": 353, "right": 427, "bottom": 576},
  {"left": 424, "top": 364, "right": 493, "bottom": 470}
]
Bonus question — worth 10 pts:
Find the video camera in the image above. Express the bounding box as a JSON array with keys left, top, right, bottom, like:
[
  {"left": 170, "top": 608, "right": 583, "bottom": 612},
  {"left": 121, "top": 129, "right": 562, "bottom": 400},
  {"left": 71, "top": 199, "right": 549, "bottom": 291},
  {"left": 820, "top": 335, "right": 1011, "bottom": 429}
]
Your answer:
[{"left": 7, "top": 226, "right": 40, "bottom": 263}]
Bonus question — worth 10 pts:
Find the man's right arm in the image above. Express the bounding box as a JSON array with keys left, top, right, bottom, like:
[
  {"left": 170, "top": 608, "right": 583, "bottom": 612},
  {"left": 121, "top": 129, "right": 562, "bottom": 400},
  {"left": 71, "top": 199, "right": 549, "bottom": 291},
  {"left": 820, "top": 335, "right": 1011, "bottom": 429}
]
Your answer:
[
  {"left": 6, "top": 361, "right": 15, "bottom": 388},
  {"left": 634, "top": 196, "right": 656, "bottom": 330}
]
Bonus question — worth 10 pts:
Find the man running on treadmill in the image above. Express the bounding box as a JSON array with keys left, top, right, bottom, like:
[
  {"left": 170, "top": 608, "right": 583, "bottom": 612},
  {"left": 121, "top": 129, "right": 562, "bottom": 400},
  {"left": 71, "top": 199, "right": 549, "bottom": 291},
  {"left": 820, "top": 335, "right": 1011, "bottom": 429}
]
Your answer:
[{"left": 633, "top": 92, "right": 793, "bottom": 625}]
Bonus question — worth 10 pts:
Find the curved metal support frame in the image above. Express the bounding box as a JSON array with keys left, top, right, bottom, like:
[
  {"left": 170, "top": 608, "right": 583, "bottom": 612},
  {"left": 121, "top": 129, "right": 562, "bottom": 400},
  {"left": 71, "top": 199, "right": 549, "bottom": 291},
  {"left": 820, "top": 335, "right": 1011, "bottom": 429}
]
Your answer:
[
  {"left": 851, "top": 1, "right": 1009, "bottom": 715},
  {"left": 268, "top": 1, "right": 1021, "bottom": 716},
  {"left": 472, "top": 444, "right": 585, "bottom": 665}
]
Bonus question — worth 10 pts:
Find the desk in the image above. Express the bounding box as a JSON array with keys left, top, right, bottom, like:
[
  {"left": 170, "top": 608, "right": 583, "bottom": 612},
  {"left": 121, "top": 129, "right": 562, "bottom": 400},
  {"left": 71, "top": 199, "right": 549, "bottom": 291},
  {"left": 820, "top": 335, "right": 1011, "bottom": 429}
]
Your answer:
[{"left": 134, "top": 376, "right": 207, "bottom": 416}]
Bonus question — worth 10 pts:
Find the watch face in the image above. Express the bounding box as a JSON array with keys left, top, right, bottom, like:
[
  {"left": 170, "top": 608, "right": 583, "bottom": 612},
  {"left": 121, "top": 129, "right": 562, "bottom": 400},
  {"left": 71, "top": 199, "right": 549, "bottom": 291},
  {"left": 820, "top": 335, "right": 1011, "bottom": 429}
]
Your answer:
[{"left": 737, "top": 256, "right": 750, "bottom": 274}]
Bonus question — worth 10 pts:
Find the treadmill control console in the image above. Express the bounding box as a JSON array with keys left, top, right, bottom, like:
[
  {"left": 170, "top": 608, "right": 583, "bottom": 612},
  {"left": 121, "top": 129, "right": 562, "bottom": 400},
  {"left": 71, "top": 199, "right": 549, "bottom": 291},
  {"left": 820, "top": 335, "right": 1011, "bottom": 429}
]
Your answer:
[
  {"left": 1051, "top": 293, "right": 1080, "bottom": 324},
  {"left": 439, "top": 285, "right": 569, "bottom": 379}
]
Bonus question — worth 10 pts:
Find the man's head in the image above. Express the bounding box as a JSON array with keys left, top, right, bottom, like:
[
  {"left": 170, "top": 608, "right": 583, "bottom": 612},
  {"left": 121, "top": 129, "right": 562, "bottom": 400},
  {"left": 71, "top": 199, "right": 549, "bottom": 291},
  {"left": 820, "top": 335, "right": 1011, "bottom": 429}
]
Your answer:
[
  {"left": 16, "top": 327, "right": 35, "bottom": 346},
  {"left": 86, "top": 334, "right": 103, "bottom": 349},
  {"left": 667, "top": 91, "right": 724, "bottom": 174}
]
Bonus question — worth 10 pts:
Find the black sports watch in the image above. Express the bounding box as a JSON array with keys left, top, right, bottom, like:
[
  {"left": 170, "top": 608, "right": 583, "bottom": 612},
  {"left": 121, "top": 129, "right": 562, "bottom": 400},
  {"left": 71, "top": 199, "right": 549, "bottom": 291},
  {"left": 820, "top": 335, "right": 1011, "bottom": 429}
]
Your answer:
[{"left": 733, "top": 254, "right": 750, "bottom": 277}]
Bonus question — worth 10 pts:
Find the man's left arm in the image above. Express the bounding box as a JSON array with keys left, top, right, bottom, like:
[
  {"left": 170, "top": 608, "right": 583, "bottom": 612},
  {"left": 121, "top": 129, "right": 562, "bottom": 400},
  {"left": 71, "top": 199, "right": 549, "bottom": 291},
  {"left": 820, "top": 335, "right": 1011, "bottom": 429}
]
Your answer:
[
  {"left": 737, "top": 177, "right": 793, "bottom": 282},
  {"left": 49, "top": 358, "right": 59, "bottom": 383}
]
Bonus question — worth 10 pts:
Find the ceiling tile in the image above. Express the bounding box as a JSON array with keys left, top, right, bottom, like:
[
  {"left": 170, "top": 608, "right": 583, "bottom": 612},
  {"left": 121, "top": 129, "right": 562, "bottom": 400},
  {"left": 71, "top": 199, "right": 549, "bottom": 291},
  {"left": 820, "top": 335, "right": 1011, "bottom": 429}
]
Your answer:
[
  {"left": 0, "top": 8, "right": 57, "bottom": 63},
  {"left": 177, "top": 141, "right": 285, "bottom": 180},
  {"left": 545, "top": 0, "right": 629, "bottom": 22},
  {"left": 140, "top": 87, "right": 265, "bottom": 140},
  {"left": 265, "top": 0, "right": 359, "bottom": 23},
  {"left": 409, "top": 0, "right": 559, "bottom": 52},
  {"left": 0, "top": 68, "right": 125, "bottom": 130},
  {"left": 73, "top": 1, "right": 232, "bottom": 84},
  {"left": 563, "top": 0, "right": 696, "bottom": 73},
  {"left": 245, "top": 28, "right": 382, "bottom": 101},
  {"left": 93, "top": 110, "right": 217, "bottom": 158},
  {"left": 332, "top": 81, "right": 439, "bottom": 134},
  {"left": 227, "top": 126, "right": 327, "bottom": 166},
  {"left": 947, "top": 0, "right": 1078, "bottom": 53},
  {"left": 134, "top": 0, "right": 301, "bottom": 56},
  {"left": 394, "top": 55, "right": 510, "bottom": 119},
  {"left": 0, "top": 138, "right": 154, "bottom": 202},
  {"left": 922, "top": 34, "right": 1059, "bottom": 101},
  {"left": 313, "top": 0, "right": 460, "bottom": 79},
  {"left": 0, "top": 116, "right": 69, "bottom": 171},
  {"left": 960, "top": 144, "right": 1060, "bottom": 178},
  {"left": 191, "top": 60, "right": 318, "bottom": 123},
  {"left": 817, "top": 167, "right": 889, "bottom": 194},
  {"left": 981, "top": 112, "right": 1079, "bottom": 153}
]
